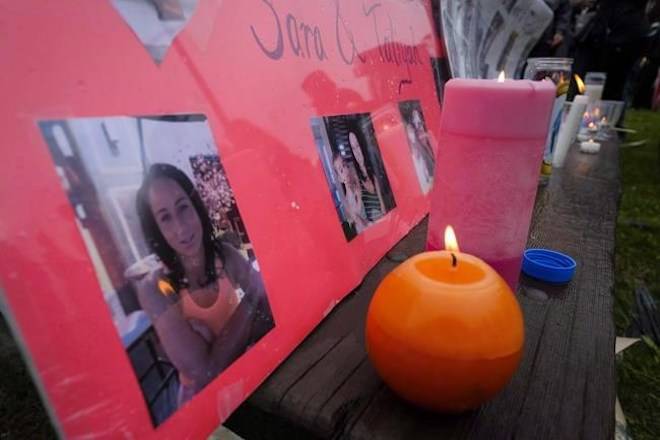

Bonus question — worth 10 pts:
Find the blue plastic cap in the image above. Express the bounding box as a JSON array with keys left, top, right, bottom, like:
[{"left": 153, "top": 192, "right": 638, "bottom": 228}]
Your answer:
[{"left": 521, "top": 248, "right": 577, "bottom": 284}]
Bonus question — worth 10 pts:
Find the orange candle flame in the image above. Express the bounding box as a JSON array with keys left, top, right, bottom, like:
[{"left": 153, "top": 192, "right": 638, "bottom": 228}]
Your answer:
[
  {"left": 444, "top": 226, "right": 460, "bottom": 253},
  {"left": 574, "top": 74, "right": 586, "bottom": 94}
]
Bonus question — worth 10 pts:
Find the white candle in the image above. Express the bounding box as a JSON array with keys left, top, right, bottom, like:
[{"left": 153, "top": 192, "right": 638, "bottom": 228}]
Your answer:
[
  {"left": 580, "top": 139, "right": 601, "bottom": 154},
  {"left": 552, "top": 95, "right": 589, "bottom": 168},
  {"left": 585, "top": 84, "right": 603, "bottom": 104}
]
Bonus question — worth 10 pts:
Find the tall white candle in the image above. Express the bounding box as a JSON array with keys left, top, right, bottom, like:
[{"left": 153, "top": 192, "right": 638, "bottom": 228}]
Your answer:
[
  {"left": 585, "top": 84, "right": 603, "bottom": 104},
  {"left": 552, "top": 95, "right": 589, "bottom": 167}
]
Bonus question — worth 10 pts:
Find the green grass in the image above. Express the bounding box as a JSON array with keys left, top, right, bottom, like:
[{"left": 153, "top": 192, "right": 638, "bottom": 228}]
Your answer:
[{"left": 615, "top": 109, "right": 660, "bottom": 440}]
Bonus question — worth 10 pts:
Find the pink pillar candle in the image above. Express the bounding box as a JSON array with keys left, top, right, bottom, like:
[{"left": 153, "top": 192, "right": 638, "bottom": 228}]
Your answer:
[{"left": 427, "top": 78, "right": 555, "bottom": 290}]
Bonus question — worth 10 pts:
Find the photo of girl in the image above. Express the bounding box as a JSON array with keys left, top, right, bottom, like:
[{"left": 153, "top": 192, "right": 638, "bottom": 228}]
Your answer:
[
  {"left": 38, "top": 114, "right": 274, "bottom": 426},
  {"left": 131, "top": 163, "right": 273, "bottom": 407},
  {"left": 398, "top": 101, "right": 436, "bottom": 194},
  {"left": 311, "top": 113, "right": 396, "bottom": 241}
]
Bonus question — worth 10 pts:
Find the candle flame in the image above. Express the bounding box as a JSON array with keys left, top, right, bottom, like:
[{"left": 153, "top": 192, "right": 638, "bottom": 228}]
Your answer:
[
  {"left": 588, "top": 122, "right": 597, "bottom": 129},
  {"left": 497, "top": 71, "right": 505, "bottom": 82},
  {"left": 158, "top": 279, "right": 175, "bottom": 296},
  {"left": 574, "top": 74, "right": 586, "bottom": 94},
  {"left": 444, "top": 226, "right": 460, "bottom": 253}
]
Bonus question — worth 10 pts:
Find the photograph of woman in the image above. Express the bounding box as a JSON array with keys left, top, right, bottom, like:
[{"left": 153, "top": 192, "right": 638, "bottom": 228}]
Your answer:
[
  {"left": 347, "top": 131, "right": 387, "bottom": 222},
  {"left": 399, "top": 101, "right": 436, "bottom": 194},
  {"left": 131, "top": 163, "right": 274, "bottom": 407},
  {"left": 311, "top": 113, "right": 396, "bottom": 241},
  {"left": 38, "top": 114, "right": 274, "bottom": 426},
  {"left": 331, "top": 150, "right": 369, "bottom": 235}
]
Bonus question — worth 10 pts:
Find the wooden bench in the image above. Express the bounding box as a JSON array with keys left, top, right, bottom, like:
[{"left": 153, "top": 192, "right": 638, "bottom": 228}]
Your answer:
[{"left": 227, "top": 138, "right": 619, "bottom": 439}]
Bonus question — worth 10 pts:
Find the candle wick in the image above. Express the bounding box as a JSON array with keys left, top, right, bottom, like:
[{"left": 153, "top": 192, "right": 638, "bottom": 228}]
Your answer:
[{"left": 451, "top": 253, "right": 457, "bottom": 268}]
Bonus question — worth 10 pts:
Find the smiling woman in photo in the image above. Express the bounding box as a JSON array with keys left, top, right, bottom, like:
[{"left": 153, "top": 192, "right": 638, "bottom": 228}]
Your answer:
[
  {"left": 311, "top": 112, "right": 396, "bottom": 241},
  {"left": 132, "top": 163, "right": 274, "bottom": 406}
]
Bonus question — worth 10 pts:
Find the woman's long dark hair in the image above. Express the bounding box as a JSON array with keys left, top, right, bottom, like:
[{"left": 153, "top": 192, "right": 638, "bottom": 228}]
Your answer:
[
  {"left": 347, "top": 130, "right": 373, "bottom": 184},
  {"left": 136, "top": 163, "right": 224, "bottom": 291}
]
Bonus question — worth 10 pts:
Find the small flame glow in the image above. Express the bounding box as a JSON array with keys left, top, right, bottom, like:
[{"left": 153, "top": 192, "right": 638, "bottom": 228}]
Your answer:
[
  {"left": 497, "top": 71, "right": 505, "bottom": 82},
  {"left": 158, "top": 279, "right": 175, "bottom": 296},
  {"left": 588, "top": 121, "right": 597, "bottom": 129},
  {"left": 574, "top": 74, "right": 586, "bottom": 94},
  {"left": 444, "top": 226, "right": 460, "bottom": 253}
]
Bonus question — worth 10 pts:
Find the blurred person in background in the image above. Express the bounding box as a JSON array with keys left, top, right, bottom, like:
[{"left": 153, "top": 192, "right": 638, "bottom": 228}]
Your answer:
[
  {"left": 630, "top": 1, "right": 660, "bottom": 108},
  {"left": 530, "top": 0, "right": 573, "bottom": 57},
  {"left": 570, "top": 0, "right": 649, "bottom": 101}
]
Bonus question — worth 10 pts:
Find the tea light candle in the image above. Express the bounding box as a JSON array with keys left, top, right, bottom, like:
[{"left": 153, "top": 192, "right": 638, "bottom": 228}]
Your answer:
[
  {"left": 577, "top": 110, "right": 592, "bottom": 141},
  {"left": 578, "top": 120, "right": 599, "bottom": 142},
  {"left": 428, "top": 76, "right": 556, "bottom": 290},
  {"left": 580, "top": 139, "right": 601, "bottom": 154}
]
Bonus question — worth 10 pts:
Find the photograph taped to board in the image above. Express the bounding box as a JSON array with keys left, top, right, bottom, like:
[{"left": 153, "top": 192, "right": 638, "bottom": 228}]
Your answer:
[
  {"left": 38, "top": 114, "right": 275, "bottom": 426},
  {"left": 310, "top": 113, "right": 396, "bottom": 242},
  {"left": 399, "top": 101, "right": 436, "bottom": 195}
]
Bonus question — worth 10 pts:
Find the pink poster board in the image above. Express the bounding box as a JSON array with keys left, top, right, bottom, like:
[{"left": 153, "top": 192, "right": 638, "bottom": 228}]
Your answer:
[{"left": 0, "top": 0, "right": 446, "bottom": 437}]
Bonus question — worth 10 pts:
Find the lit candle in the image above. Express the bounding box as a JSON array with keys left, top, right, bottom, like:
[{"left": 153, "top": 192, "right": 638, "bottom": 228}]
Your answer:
[
  {"left": 577, "top": 118, "right": 597, "bottom": 142},
  {"left": 552, "top": 75, "right": 589, "bottom": 168},
  {"left": 580, "top": 138, "right": 601, "bottom": 154},
  {"left": 366, "top": 226, "right": 524, "bottom": 412},
  {"left": 428, "top": 75, "right": 556, "bottom": 290},
  {"left": 588, "top": 121, "right": 598, "bottom": 133}
]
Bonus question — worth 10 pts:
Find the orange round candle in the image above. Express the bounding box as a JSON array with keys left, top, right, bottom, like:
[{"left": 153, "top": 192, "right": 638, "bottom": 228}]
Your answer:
[{"left": 365, "top": 227, "right": 524, "bottom": 412}]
